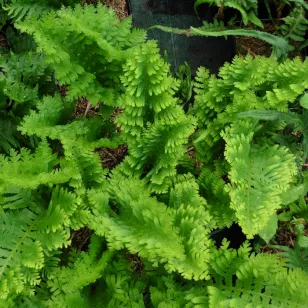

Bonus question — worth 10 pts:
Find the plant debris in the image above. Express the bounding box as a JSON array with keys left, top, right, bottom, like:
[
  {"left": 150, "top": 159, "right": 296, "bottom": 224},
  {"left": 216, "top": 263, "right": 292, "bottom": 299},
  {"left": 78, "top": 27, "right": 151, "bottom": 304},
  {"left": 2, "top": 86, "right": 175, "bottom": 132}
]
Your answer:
[
  {"left": 99, "top": 144, "right": 128, "bottom": 168},
  {"left": 71, "top": 227, "right": 93, "bottom": 252}
]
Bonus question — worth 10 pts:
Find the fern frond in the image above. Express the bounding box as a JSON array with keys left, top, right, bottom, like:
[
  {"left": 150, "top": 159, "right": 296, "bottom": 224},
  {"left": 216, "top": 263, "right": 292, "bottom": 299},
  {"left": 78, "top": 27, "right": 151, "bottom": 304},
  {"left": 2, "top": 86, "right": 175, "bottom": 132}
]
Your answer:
[
  {"left": 0, "top": 188, "right": 76, "bottom": 300},
  {"left": 116, "top": 41, "right": 196, "bottom": 192},
  {"left": 208, "top": 252, "right": 308, "bottom": 307},
  {"left": 48, "top": 250, "right": 112, "bottom": 297},
  {"left": 16, "top": 4, "right": 146, "bottom": 106},
  {"left": 0, "top": 51, "right": 51, "bottom": 103},
  {"left": 280, "top": 6, "right": 308, "bottom": 43},
  {"left": 192, "top": 56, "right": 308, "bottom": 163},
  {"left": 198, "top": 165, "right": 235, "bottom": 228},
  {"left": 3, "top": 0, "right": 50, "bottom": 21},
  {"left": 153, "top": 22, "right": 289, "bottom": 59},
  {"left": 3, "top": 0, "right": 81, "bottom": 21},
  {"left": 0, "top": 141, "right": 72, "bottom": 190},
  {"left": 222, "top": 119, "right": 297, "bottom": 238},
  {"left": 90, "top": 172, "right": 214, "bottom": 280},
  {"left": 19, "top": 94, "right": 121, "bottom": 194},
  {"left": 0, "top": 117, "right": 20, "bottom": 154}
]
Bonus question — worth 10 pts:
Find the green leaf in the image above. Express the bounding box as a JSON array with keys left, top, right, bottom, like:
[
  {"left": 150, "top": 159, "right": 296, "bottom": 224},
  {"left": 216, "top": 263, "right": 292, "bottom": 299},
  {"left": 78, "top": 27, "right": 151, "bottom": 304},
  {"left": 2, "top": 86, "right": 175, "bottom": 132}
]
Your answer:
[
  {"left": 278, "top": 211, "right": 293, "bottom": 222},
  {"left": 259, "top": 214, "right": 278, "bottom": 243},
  {"left": 247, "top": 12, "right": 264, "bottom": 29},
  {"left": 280, "top": 182, "right": 308, "bottom": 207},
  {"left": 298, "top": 235, "right": 308, "bottom": 248},
  {"left": 237, "top": 110, "right": 304, "bottom": 128},
  {"left": 300, "top": 93, "right": 308, "bottom": 109}
]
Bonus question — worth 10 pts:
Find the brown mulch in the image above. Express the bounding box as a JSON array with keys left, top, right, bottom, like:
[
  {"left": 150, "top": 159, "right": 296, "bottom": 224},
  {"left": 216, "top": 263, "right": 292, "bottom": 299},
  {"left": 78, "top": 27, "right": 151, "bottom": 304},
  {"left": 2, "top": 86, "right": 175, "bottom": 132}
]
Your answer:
[
  {"left": 261, "top": 221, "right": 308, "bottom": 254},
  {"left": 73, "top": 97, "right": 100, "bottom": 118},
  {"left": 236, "top": 22, "right": 304, "bottom": 59},
  {"left": 99, "top": 144, "right": 128, "bottom": 168},
  {"left": 70, "top": 227, "right": 93, "bottom": 251},
  {"left": 126, "top": 252, "right": 145, "bottom": 275},
  {"left": 83, "top": 0, "right": 129, "bottom": 19},
  {"left": 236, "top": 23, "right": 276, "bottom": 57},
  {"left": 0, "top": 32, "right": 8, "bottom": 49},
  {"left": 104, "top": 0, "right": 129, "bottom": 19}
]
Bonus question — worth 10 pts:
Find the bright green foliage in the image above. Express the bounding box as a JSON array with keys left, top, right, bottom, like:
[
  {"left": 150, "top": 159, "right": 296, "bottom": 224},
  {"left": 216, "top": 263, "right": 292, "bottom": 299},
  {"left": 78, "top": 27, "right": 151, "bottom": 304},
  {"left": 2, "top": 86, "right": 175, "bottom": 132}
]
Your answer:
[
  {"left": 46, "top": 236, "right": 113, "bottom": 307},
  {"left": 16, "top": 4, "right": 146, "bottom": 105},
  {"left": 88, "top": 257, "right": 146, "bottom": 307},
  {"left": 31, "top": 244, "right": 146, "bottom": 308},
  {"left": 192, "top": 56, "right": 307, "bottom": 238},
  {"left": 198, "top": 162, "right": 235, "bottom": 228},
  {"left": 89, "top": 172, "right": 214, "bottom": 280},
  {"left": 2, "top": 0, "right": 80, "bottom": 21},
  {"left": 0, "top": 1, "right": 308, "bottom": 307},
  {"left": 222, "top": 119, "right": 297, "bottom": 238},
  {"left": 192, "top": 56, "right": 308, "bottom": 163},
  {"left": 0, "top": 186, "right": 78, "bottom": 300},
  {"left": 0, "top": 141, "right": 72, "bottom": 190},
  {"left": 207, "top": 243, "right": 308, "bottom": 307},
  {"left": 150, "top": 240, "right": 308, "bottom": 308},
  {"left": 116, "top": 41, "right": 196, "bottom": 192},
  {"left": 19, "top": 94, "right": 121, "bottom": 194}
]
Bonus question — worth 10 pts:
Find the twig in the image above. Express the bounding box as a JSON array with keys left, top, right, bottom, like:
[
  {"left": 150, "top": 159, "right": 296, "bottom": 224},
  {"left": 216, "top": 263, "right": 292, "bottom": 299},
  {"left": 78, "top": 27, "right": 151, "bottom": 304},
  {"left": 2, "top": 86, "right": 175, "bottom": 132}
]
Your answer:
[
  {"left": 84, "top": 102, "right": 91, "bottom": 117},
  {"left": 241, "top": 45, "right": 257, "bottom": 57},
  {"left": 103, "top": 149, "right": 117, "bottom": 162},
  {"left": 78, "top": 234, "right": 92, "bottom": 251}
]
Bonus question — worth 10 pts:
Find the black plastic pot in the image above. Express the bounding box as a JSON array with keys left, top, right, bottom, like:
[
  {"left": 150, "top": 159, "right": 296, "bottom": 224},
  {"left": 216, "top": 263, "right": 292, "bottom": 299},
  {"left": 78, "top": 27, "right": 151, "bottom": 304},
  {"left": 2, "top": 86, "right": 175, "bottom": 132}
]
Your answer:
[
  {"left": 128, "top": 0, "right": 236, "bottom": 74},
  {"left": 211, "top": 224, "right": 247, "bottom": 249}
]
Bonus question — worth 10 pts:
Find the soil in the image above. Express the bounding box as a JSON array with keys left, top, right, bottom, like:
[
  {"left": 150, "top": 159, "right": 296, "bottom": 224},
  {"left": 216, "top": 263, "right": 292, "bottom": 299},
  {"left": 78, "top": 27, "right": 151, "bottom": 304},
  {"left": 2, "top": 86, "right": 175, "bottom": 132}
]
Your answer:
[
  {"left": 236, "top": 23, "right": 275, "bottom": 57},
  {"left": 126, "top": 252, "right": 145, "bottom": 275},
  {"left": 99, "top": 144, "right": 128, "bottom": 168},
  {"left": 71, "top": 227, "right": 93, "bottom": 251},
  {"left": 0, "top": 31, "right": 8, "bottom": 49},
  {"left": 104, "top": 0, "right": 129, "bottom": 19},
  {"left": 261, "top": 221, "right": 308, "bottom": 255},
  {"left": 73, "top": 97, "right": 100, "bottom": 118},
  {"left": 84, "top": 0, "right": 128, "bottom": 18},
  {"left": 236, "top": 22, "right": 304, "bottom": 59}
]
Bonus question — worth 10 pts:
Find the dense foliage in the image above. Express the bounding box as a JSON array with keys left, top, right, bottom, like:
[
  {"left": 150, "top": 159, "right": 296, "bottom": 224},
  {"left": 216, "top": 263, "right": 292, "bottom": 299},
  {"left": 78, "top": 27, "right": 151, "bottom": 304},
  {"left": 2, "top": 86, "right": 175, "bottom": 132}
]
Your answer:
[{"left": 0, "top": 1, "right": 308, "bottom": 307}]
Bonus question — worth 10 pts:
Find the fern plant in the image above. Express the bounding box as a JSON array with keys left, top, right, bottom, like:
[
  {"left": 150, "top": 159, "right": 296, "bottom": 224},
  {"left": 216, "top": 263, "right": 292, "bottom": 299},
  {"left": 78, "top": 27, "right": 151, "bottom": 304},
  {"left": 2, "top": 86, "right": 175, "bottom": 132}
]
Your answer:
[
  {"left": 115, "top": 41, "right": 196, "bottom": 192},
  {"left": 222, "top": 119, "right": 297, "bottom": 238},
  {"left": 16, "top": 4, "right": 146, "bottom": 106},
  {"left": 1, "top": 0, "right": 81, "bottom": 21},
  {"left": 190, "top": 56, "right": 308, "bottom": 239},
  {"left": 88, "top": 172, "right": 215, "bottom": 280},
  {"left": 150, "top": 240, "right": 308, "bottom": 307},
  {"left": 272, "top": 221, "right": 308, "bottom": 273},
  {"left": 279, "top": 5, "right": 308, "bottom": 47},
  {"left": 0, "top": 1, "right": 307, "bottom": 307},
  {"left": 194, "top": 0, "right": 262, "bottom": 27},
  {"left": 192, "top": 56, "right": 308, "bottom": 163},
  {"left": 0, "top": 183, "right": 78, "bottom": 300}
]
